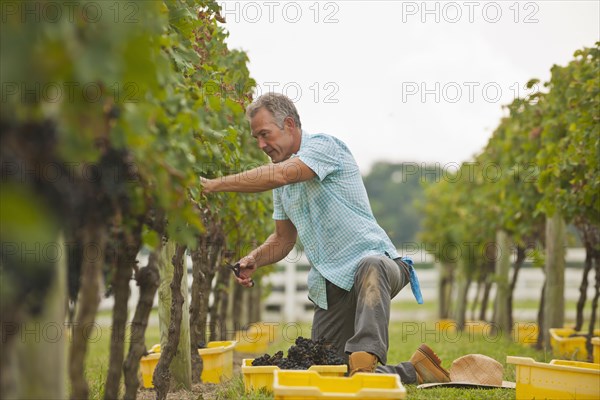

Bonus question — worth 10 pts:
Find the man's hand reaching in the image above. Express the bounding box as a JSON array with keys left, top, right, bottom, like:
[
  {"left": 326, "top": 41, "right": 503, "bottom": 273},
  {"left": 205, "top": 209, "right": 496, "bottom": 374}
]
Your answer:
[{"left": 199, "top": 177, "right": 216, "bottom": 194}]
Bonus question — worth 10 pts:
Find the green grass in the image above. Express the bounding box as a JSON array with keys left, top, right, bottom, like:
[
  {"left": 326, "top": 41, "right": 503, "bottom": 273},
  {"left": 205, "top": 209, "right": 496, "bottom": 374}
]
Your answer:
[
  {"left": 384, "top": 321, "right": 548, "bottom": 399},
  {"left": 391, "top": 300, "right": 437, "bottom": 312},
  {"left": 386, "top": 321, "right": 551, "bottom": 374},
  {"left": 404, "top": 385, "right": 514, "bottom": 399},
  {"left": 214, "top": 375, "right": 273, "bottom": 400},
  {"left": 84, "top": 318, "right": 553, "bottom": 399}
]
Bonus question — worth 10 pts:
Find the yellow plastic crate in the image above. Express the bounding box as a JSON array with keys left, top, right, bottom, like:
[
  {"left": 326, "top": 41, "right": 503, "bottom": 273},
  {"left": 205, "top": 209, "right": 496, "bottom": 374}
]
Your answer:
[
  {"left": 140, "top": 352, "right": 160, "bottom": 388},
  {"left": 149, "top": 343, "right": 161, "bottom": 353},
  {"left": 273, "top": 370, "right": 406, "bottom": 400},
  {"left": 592, "top": 337, "right": 600, "bottom": 364},
  {"left": 235, "top": 322, "right": 278, "bottom": 353},
  {"left": 507, "top": 356, "right": 600, "bottom": 399},
  {"left": 139, "top": 340, "right": 236, "bottom": 388},
  {"left": 242, "top": 358, "right": 348, "bottom": 392},
  {"left": 550, "top": 328, "right": 600, "bottom": 361},
  {"left": 197, "top": 340, "right": 237, "bottom": 383},
  {"left": 513, "top": 322, "right": 539, "bottom": 345}
]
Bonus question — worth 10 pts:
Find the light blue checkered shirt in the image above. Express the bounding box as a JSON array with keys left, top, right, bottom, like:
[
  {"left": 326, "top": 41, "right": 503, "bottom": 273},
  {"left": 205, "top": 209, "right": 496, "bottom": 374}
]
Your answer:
[{"left": 272, "top": 131, "right": 401, "bottom": 310}]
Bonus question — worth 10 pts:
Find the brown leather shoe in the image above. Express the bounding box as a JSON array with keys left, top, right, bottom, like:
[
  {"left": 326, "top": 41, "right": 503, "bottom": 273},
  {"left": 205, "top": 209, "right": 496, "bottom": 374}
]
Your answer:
[
  {"left": 349, "top": 351, "right": 378, "bottom": 376},
  {"left": 409, "top": 344, "right": 450, "bottom": 384}
]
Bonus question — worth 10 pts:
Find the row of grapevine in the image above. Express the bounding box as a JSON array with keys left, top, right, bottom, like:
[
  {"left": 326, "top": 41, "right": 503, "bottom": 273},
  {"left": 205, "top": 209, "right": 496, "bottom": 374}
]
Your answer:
[
  {"left": 419, "top": 43, "right": 599, "bottom": 354},
  {"left": 1, "top": 1, "right": 272, "bottom": 399}
]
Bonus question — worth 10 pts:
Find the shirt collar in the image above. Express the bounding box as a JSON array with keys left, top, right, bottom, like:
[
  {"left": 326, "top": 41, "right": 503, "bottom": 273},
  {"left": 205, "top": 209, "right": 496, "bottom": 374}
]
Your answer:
[{"left": 292, "top": 130, "right": 310, "bottom": 157}]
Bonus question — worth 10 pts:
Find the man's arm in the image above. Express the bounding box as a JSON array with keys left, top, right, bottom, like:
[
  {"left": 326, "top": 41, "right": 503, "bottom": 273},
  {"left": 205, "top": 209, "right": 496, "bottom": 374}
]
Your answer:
[
  {"left": 235, "top": 219, "right": 298, "bottom": 287},
  {"left": 249, "top": 219, "right": 298, "bottom": 267},
  {"left": 201, "top": 158, "right": 316, "bottom": 193}
]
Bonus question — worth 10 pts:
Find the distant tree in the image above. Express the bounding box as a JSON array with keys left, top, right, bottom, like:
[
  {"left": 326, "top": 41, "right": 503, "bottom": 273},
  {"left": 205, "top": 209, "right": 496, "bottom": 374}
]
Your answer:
[{"left": 364, "top": 162, "right": 442, "bottom": 246}]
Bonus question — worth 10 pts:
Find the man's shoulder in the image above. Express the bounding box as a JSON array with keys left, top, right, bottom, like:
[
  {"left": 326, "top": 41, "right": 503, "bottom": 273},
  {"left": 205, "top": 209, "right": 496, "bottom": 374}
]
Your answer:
[{"left": 304, "top": 132, "right": 349, "bottom": 151}]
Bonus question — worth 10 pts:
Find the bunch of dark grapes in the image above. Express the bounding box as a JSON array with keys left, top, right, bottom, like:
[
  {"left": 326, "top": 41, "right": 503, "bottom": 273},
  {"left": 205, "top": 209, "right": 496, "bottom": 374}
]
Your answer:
[
  {"left": 251, "top": 337, "right": 345, "bottom": 369},
  {"left": 252, "top": 350, "right": 285, "bottom": 366}
]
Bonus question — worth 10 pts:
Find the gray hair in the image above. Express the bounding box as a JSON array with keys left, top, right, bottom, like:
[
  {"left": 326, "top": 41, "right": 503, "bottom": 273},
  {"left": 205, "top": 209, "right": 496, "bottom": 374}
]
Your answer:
[{"left": 246, "top": 92, "right": 302, "bottom": 129}]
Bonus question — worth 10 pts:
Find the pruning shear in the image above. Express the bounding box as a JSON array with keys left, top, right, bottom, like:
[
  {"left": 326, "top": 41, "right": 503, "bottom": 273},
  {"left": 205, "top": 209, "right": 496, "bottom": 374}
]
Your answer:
[{"left": 225, "top": 262, "right": 255, "bottom": 287}]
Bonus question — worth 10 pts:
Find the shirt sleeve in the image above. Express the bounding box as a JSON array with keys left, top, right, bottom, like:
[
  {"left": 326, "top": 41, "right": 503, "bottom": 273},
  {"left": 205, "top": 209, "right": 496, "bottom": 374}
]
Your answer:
[
  {"left": 296, "top": 134, "right": 340, "bottom": 181},
  {"left": 272, "top": 188, "right": 289, "bottom": 220}
]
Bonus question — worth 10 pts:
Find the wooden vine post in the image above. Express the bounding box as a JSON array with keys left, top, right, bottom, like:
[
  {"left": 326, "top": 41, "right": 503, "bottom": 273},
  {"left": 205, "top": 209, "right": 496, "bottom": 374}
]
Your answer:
[{"left": 542, "top": 212, "right": 566, "bottom": 349}]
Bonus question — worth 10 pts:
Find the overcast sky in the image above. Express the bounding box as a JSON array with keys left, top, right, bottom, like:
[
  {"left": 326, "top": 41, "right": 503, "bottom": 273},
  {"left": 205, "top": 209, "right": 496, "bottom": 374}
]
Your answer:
[{"left": 220, "top": 1, "right": 599, "bottom": 172}]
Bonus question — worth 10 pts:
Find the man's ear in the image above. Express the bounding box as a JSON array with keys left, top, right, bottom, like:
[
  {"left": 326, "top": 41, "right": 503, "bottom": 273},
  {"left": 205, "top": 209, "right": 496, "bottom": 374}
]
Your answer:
[{"left": 284, "top": 116, "right": 296, "bottom": 130}]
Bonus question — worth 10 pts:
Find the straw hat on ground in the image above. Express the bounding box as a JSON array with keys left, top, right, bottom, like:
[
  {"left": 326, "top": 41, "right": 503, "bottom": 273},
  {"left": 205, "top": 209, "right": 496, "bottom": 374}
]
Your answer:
[{"left": 418, "top": 354, "right": 515, "bottom": 389}]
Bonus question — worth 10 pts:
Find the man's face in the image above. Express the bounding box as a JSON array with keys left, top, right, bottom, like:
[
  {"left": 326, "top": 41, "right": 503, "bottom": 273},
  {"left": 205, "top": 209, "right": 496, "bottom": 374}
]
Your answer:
[{"left": 250, "top": 108, "right": 295, "bottom": 163}]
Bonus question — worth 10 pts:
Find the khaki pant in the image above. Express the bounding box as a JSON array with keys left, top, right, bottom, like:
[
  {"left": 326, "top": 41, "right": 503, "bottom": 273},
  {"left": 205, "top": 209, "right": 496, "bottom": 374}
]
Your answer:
[{"left": 311, "top": 255, "right": 417, "bottom": 383}]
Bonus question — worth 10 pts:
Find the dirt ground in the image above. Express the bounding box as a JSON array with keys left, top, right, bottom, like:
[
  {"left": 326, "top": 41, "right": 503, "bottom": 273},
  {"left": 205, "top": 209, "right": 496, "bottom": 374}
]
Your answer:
[
  {"left": 136, "top": 352, "right": 246, "bottom": 400},
  {"left": 137, "top": 383, "right": 220, "bottom": 400}
]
